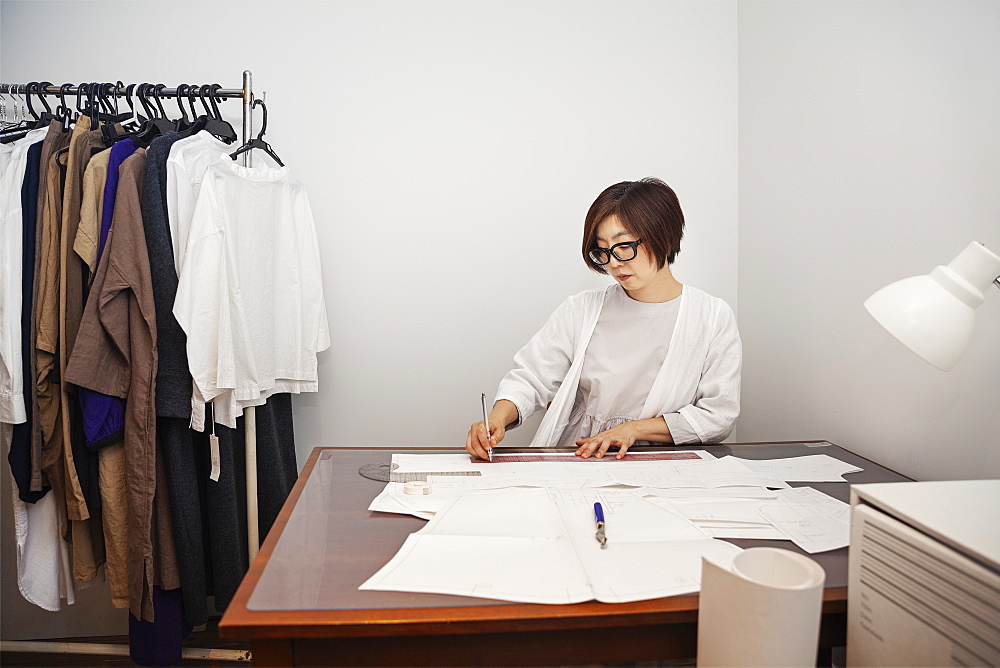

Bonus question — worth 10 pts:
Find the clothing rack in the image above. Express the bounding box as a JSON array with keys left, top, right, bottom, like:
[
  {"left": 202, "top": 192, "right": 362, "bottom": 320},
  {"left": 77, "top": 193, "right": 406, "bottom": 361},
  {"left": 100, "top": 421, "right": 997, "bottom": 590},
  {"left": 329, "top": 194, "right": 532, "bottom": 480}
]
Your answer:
[
  {"left": 0, "top": 70, "right": 263, "bottom": 663},
  {"left": 0, "top": 83, "right": 246, "bottom": 99}
]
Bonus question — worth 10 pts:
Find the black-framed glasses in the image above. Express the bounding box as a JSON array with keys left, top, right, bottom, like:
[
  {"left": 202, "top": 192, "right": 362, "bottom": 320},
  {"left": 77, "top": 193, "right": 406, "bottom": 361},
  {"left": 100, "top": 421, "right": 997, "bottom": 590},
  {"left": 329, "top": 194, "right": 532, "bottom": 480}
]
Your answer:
[{"left": 588, "top": 240, "right": 643, "bottom": 266}]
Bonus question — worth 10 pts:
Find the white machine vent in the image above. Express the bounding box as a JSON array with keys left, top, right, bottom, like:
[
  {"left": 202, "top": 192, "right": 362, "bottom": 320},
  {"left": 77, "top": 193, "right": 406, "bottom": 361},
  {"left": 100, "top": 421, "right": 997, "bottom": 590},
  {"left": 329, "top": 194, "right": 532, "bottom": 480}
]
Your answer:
[{"left": 854, "top": 505, "right": 1000, "bottom": 666}]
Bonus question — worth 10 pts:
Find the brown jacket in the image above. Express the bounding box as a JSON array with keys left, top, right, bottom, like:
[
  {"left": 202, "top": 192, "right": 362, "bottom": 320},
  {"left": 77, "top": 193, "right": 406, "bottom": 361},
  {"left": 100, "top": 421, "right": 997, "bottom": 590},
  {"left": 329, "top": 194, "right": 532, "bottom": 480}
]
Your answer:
[
  {"left": 74, "top": 146, "right": 112, "bottom": 279},
  {"left": 29, "top": 121, "right": 71, "bottom": 492},
  {"left": 35, "top": 141, "right": 103, "bottom": 582},
  {"left": 65, "top": 149, "right": 164, "bottom": 621}
]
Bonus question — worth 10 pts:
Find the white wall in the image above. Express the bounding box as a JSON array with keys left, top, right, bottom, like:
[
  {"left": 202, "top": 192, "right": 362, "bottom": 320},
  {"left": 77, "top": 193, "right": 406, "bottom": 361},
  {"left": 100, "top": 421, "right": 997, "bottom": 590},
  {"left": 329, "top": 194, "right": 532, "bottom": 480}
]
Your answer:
[
  {"left": 1, "top": 0, "right": 739, "bottom": 638},
  {"left": 1, "top": 0, "right": 740, "bottom": 457},
  {"left": 738, "top": 0, "right": 1000, "bottom": 481}
]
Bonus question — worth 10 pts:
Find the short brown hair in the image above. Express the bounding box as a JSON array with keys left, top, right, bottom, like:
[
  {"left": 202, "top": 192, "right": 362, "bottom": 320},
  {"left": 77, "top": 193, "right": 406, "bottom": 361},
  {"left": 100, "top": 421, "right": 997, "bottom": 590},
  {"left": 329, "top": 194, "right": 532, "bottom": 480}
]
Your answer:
[{"left": 582, "top": 178, "right": 685, "bottom": 274}]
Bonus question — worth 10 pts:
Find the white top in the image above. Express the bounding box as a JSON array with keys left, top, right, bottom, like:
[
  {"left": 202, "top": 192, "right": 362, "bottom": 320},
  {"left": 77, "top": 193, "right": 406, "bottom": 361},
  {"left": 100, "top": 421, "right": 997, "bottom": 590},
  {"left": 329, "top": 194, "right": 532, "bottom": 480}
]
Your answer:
[
  {"left": 173, "top": 157, "right": 330, "bottom": 429},
  {"left": 0, "top": 128, "right": 46, "bottom": 424},
  {"left": 167, "top": 132, "right": 291, "bottom": 428},
  {"left": 0, "top": 131, "right": 77, "bottom": 613},
  {"left": 497, "top": 284, "right": 741, "bottom": 446},
  {"left": 166, "top": 130, "right": 238, "bottom": 274},
  {"left": 558, "top": 286, "right": 698, "bottom": 445},
  {"left": 3, "top": 422, "right": 76, "bottom": 612}
]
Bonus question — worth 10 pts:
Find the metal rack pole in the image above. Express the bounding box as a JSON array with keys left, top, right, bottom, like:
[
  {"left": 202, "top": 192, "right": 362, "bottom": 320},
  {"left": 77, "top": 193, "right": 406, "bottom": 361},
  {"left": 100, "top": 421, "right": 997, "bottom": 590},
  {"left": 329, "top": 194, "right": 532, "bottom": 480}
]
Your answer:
[
  {"left": 0, "top": 83, "right": 245, "bottom": 99},
  {"left": 240, "top": 69, "right": 261, "bottom": 565}
]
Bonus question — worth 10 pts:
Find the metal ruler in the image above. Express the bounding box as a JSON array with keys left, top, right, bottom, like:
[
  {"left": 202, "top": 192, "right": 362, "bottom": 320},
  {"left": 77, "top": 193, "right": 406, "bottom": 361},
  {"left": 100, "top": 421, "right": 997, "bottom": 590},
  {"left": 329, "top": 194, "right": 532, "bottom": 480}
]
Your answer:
[
  {"left": 359, "top": 463, "right": 482, "bottom": 483},
  {"left": 477, "top": 451, "right": 702, "bottom": 463}
]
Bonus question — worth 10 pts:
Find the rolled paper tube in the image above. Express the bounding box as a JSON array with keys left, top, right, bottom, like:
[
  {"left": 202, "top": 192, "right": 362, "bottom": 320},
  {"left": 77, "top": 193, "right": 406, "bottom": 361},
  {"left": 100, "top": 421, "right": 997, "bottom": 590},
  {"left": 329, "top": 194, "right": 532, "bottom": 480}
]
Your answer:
[{"left": 697, "top": 547, "right": 826, "bottom": 667}]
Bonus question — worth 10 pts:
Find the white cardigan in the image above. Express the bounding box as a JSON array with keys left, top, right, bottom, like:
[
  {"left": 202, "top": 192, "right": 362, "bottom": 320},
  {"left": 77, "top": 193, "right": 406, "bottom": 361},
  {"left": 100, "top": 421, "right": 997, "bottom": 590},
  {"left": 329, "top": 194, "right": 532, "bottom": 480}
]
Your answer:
[{"left": 496, "top": 284, "right": 742, "bottom": 446}]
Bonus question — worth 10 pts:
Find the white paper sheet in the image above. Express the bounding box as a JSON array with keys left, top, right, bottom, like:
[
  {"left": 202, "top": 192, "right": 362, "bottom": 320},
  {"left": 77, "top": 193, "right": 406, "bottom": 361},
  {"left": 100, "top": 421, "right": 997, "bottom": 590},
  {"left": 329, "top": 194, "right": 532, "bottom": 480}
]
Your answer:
[
  {"left": 607, "top": 456, "right": 789, "bottom": 489},
  {"left": 699, "top": 525, "right": 790, "bottom": 540},
  {"left": 661, "top": 498, "right": 776, "bottom": 524},
  {"left": 360, "top": 488, "right": 743, "bottom": 604},
  {"left": 366, "top": 454, "right": 850, "bottom": 555},
  {"left": 731, "top": 454, "right": 862, "bottom": 482},
  {"left": 640, "top": 487, "right": 778, "bottom": 500},
  {"left": 756, "top": 487, "right": 851, "bottom": 553},
  {"left": 645, "top": 496, "right": 791, "bottom": 540},
  {"left": 642, "top": 486, "right": 852, "bottom": 549}
]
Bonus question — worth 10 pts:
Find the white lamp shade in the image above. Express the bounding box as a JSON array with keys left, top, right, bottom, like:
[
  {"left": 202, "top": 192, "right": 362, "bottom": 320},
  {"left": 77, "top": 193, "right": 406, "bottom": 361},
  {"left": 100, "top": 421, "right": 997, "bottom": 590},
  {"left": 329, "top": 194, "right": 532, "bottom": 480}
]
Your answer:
[
  {"left": 864, "top": 242, "right": 1000, "bottom": 371},
  {"left": 865, "top": 275, "right": 975, "bottom": 370}
]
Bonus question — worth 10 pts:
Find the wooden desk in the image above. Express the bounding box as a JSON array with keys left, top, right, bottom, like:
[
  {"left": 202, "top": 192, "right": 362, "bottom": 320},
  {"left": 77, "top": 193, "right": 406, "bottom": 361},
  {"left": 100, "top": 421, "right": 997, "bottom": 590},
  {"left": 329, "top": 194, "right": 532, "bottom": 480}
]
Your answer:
[{"left": 219, "top": 442, "right": 909, "bottom": 666}]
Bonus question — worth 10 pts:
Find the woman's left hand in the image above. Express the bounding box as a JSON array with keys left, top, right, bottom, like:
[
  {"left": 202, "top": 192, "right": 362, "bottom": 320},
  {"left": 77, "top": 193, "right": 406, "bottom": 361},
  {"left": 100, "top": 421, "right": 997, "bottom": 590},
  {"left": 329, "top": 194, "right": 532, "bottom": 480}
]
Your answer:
[{"left": 575, "top": 422, "right": 641, "bottom": 459}]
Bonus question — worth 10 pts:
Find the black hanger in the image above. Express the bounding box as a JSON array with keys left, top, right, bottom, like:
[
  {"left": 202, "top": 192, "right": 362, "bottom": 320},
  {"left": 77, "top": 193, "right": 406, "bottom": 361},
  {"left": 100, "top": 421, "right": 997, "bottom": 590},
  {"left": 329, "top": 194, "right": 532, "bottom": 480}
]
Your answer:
[
  {"left": 229, "top": 98, "right": 284, "bottom": 166},
  {"left": 74, "top": 82, "right": 88, "bottom": 118},
  {"left": 87, "top": 82, "right": 101, "bottom": 127},
  {"left": 103, "top": 83, "right": 163, "bottom": 148},
  {"left": 117, "top": 82, "right": 140, "bottom": 131},
  {"left": 148, "top": 84, "right": 176, "bottom": 134},
  {"left": 77, "top": 81, "right": 115, "bottom": 129},
  {"left": 98, "top": 82, "right": 132, "bottom": 124},
  {"left": 200, "top": 84, "right": 238, "bottom": 144},
  {"left": 133, "top": 83, "right": 174, "bottom": 136},
  {"left": 96, "top": 84, "right": 113, "bottom": 116},
  {"left": 56, "top": 83, "right": 75, "bottom": 130},
  {"left": 134, "top": 82, "right": 153, "bottom": 123},
  {"left": 173, "top": 83, "right": 193, "bottom": 131},
  {"left": 99, "top": 81, "right": 140, "bottom": 146},
  {"left": 55, "top": 83, "right": 70, "bottom": 118},
  {"left": 174, "top": 84, "right": 208, "bottom": 139},
  {"left": 153, "top": 84, "right": 168, "bottom": 117},
  {"left": 187, "top": 85, "right": 201, "bottom": 120},
  {"left": 28, "top": 81, "right": 58, "bottom": 129}
]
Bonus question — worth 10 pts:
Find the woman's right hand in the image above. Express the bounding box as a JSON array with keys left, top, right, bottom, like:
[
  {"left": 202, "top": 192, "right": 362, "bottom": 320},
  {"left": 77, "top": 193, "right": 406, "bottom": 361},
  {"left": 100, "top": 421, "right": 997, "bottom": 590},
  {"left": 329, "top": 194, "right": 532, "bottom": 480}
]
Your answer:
[
  {"left": 466, "top": 399, "right": 518, "bottom": 460},
  {"left": 466, "top": 417, "right": 505, "bottom": 461}
]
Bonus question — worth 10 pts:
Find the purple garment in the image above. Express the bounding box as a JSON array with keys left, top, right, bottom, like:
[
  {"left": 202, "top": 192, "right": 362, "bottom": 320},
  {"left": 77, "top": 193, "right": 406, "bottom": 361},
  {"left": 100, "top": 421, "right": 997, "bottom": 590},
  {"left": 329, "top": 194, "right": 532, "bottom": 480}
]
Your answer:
[
  {"left": 78, "top": 388, "right": 126, "bottom": 450},
  {"left": 77, "top": 137, "right": 137, "bottom": 450},
  {"left": 99, "top": 138, "right": 138, "bottom": 257},
  {"left": 128, "top": 586, "right": 190, "bottom": 666}
]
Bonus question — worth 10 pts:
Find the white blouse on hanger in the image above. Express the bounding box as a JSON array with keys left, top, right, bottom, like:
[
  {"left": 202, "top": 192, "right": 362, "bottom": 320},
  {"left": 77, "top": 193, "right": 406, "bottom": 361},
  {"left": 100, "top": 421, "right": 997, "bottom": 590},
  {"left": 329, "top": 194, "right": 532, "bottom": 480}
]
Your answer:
[
  {"left": 166, "top": 130, "right": 235, "bottom": 274},
  {"left": 172, "top": 157, "right": 330, "bottom": 429},
  {"left": 167, "top": 131, "right": 310, "bottom": 429}
]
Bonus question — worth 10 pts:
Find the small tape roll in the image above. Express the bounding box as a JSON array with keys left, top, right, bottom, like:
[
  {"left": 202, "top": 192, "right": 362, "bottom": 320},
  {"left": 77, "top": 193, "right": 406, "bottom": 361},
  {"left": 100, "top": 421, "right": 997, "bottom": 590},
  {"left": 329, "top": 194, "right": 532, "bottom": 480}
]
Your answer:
[{"left": 404, "top": 481, "right": 432, "bottom": 495}]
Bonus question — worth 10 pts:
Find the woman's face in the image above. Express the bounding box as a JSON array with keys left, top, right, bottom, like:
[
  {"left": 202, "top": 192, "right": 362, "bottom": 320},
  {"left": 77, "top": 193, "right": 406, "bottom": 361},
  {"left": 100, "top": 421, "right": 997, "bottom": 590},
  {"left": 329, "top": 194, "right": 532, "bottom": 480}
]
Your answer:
[{"left": 594, "top": 215, "right": 666, "bottom": 298}]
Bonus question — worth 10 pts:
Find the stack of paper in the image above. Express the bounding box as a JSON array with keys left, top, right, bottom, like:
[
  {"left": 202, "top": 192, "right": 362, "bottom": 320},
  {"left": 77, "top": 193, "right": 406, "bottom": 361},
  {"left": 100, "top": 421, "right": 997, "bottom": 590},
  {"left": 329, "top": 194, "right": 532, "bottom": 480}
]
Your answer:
[
  {"left": 649, "top": 486, "right": 851, "bottom": 552},
  {"left": 360, "top": 488, "right": 743, "bottom": 604},
  {"left": 363, "top": 450, "right": 860, "bottom": 602}
]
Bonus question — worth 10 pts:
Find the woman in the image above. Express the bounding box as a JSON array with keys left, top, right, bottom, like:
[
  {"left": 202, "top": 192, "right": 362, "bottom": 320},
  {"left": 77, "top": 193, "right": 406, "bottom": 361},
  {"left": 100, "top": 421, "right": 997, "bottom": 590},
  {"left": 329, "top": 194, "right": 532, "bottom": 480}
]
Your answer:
[{"left": 466, "top": 178, "right": 741, "bottom": 460}]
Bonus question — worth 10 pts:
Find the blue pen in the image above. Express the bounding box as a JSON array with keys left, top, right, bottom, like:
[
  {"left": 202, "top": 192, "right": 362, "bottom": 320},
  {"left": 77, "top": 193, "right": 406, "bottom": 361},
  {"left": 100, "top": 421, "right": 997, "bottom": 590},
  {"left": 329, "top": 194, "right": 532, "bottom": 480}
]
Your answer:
[{"left": 594, "top": 502, "right": 607, "bottom": 549}]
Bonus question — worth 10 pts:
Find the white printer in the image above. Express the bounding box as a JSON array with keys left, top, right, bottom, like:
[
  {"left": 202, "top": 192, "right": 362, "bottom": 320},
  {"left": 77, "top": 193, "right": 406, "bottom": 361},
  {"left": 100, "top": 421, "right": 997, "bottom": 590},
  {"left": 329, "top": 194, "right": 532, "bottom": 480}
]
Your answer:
[{"left": 847, "top": 480, "right": 1000, "bottom": 667}]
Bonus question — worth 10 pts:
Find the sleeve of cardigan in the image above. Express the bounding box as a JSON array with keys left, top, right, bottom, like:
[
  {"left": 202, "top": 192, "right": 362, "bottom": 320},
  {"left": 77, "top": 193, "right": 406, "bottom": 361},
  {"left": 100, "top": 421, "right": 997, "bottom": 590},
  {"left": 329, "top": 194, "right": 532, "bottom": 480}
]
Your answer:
[
  {"left": 495, "top": 295, "right": 581, "bottom": 429},
  {"left": 676, "top": 301, "right": 742, "bottom": 443}
]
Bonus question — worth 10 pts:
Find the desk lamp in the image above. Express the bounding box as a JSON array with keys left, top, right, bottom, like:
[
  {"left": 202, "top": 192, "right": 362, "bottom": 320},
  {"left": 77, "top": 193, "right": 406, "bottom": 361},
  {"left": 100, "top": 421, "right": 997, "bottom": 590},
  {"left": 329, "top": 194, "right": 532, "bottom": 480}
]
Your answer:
[{"left": 864, "top": 241, "right": 1000, "bottom": 371}]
